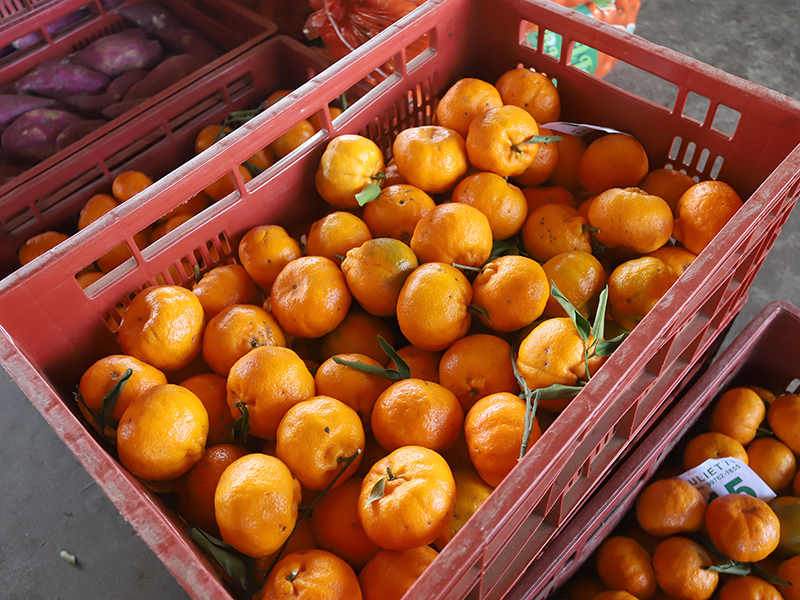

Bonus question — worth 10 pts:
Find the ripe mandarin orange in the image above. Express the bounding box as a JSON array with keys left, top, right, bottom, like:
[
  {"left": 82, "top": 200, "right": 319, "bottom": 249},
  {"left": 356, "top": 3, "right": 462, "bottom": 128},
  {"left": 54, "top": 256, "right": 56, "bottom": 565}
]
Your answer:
[
  {"left": 639, "top": 168, "right": 696, "bottom": 216},
  {"left": 305, "top": 211, "right": 373, "bottom": 266},
  {"left": 203, "top": 165, "right": 252, "bottom": 202},
  {"left": 577, "top": 133, "right": 649, "bottom": 195},
  {"left": 768, "top": 393, "right": 800, "bottom": 454},
  {"left": 466, "top": 105, "right": 541, "bottom": 178},
  {"left": 595, "top": 536, "right": 657, "bottom": 599},
  {"left": 340, "top": 237, "right": 419, "bottom": 317},
  {"left": 682, "top": 431, "right": 749, "bottom": 470},
  {"left": 607, "top": 257, "right": 676, "bottom": 331},
  {"left": 433, "top": 467, "right": 494, "bottom": 550},
  {"left": 749, "top": 438, "right": 797, "bottom": 495},
  {"left": 521, "top": 203, "right": 593, "bottom": 263},
  {"left": 438, "top": 334, "right": 518, "bottom": 413},
  {"left": 588, "top": 187, "right": 673, "bottom": 254},
  {"left": 269, "top": 118, "right": 316, "bottom": 159},
  {"left": 78, "top": 193, "right": 119, "bottom": 230},
  {"left": 316, "top": 134, "right": 385, "bottom": 209},
  {"left": 496, "top": 67, "right": 560, "bottom": 124},
  {"left": 652, "top": 536, "right": 718, "bottom": 600},
  {"left": 371, "top": 378, "right": 464, "bottom": 453},
  {"left": 357, "top": 445, "right": 455, "bottom": 551},
  {"left": 513, "top": 127, "right": 560, "bottom": 187},
  {"left": 112, "top": 170, "right": 153, "bottom": 201},
  {"left": 392, "top": 125, "right": 468, "bottom": 194},
  {"left": 451, "top": 171, "right": 528, "bottom": 240},
  {"left": 435, "top": 77, "right": 504, "bottom": 139},
  {"left": 358, "top": 546, "right": 438, "bottom": 600},
  {"left": 318, "top": 308, "right": 395, "bottom": 366},
  {"left": 777, "top": 556, "right": 800, "bottom": 600},
  {"left": 118, "top": 285, "right": 206, "bottom": 372},
  {"left": 410, "top": 202, "right": 493, "bottom": 268},
  {"left": 646, "top": 246, "right": 696, "bottom": 280},
  {"left": 708, "top": 386, "right": 767, "bottom": 446},
  {"left": 116, "top": 383, "right": 208, "bottom": 481},
  {"left": 673, "top": 181, "right": 743, "bottom": 254},
  {"left": 214, "top": 453, "right": 301, "bottom": 558},
  {"left": 271, "top": 256, "right": 352, "bottom": 339},
  {"left": 522, "top": 185, "right": 577, "bottom": 214},
  {"left": 464, "top": 391, "right": 540, "bottom": 487},
  {"left": 238, "top": 224, "right": 303, "bottom": 293},
  {"left": 389, "top": 345, "right": 442, "bottom": 382},
  {"left": 718, "top": 575, "right": 783, "bottom": 600},
  {"left": 362, "top": 184, "right": 435, "bottom": 244},
  {"left": 705, "top": 493, "right": 780, "bottom": 562},
  {"left": 634, "top": 478, "right": 707, "bottom": 538},
  {"left": 202, "top": 304, "right": 286, "bottom": 376},
  {"left": 542, "top": 250, "right": 607, "bottom": 319},
  {"left": 226, "top": 346, "right": 315, "bottom": 440},
  {"left": 548, "top": 132, "right": 587, "bottom": 195},
  {"left": 471, "top": 255, "right": 549, "bottom": 332},
  {"left": 396, "top": 262, "right": 473, "bottom": 352},
  {"left": 768, "top": 496, "right": 800, "bottom": 557},
  {"left": 179, "top": 373, "right": 236, "bottom": 446},
  {"left": 260, "top": 549, "right": 361, "bottom": 600}
]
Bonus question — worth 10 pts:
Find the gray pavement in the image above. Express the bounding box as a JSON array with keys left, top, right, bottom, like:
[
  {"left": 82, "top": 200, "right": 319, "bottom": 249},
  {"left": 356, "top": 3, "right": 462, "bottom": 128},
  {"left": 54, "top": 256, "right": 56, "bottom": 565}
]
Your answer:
[{"left": 1, "top": 1, "right": 799, "bottom": 599}]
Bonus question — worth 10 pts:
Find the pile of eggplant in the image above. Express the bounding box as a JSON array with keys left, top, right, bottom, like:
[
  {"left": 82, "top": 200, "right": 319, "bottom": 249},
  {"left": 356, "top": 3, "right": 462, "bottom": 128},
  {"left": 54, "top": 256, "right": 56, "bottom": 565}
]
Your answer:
[{"left": 0, "top": 3, "right": 219, "bottom": 169}]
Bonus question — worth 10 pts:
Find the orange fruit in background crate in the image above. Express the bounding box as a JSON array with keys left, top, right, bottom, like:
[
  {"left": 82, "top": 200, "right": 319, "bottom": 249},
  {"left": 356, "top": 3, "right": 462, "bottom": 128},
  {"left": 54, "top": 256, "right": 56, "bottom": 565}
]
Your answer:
[
  {"left": 316, "top": 134, "right": 385, "bottom": 209},
  {"left": 174, "top": 443, "right": 249, "bottom": 535},
  {"left": 202, "top": 304, "right": 286, "bottom": 376},
  {"left": 466, "top": 105, "right": 541, "bottom": 178},
  {"left": 226, "top": 345, "right": 315, "bottom": 441},
  {"left": 270, "top": 256, "right": 352, "bottom": 339},
  {"left": 410, "top": 202, "right": 493, "bottom": 268},
  {"left": 204, "top": 164, "right": 252, "bottom": 202},
  {"left": 371, "top": 378, "right": 464, "bottom": 453},
  {"left": 594, "top": 536, "right": 657, "bottom": 599},
  {"left": 340, "top": 237, "right": 419, "bottom": 318},
  {"left": 319, "top": 308, "right": 395, "bottom": 366},
  {"left": 471, "top": 254, "right": 549, "bottom": 332},
  {"left": 309, "top": 105, "right": 344, "bottom": 133},
  {"left": 749, "top": 437, "right": 797, "bottom": 495},
  {"left": 18, "top": 230, "right": 69, "bottom": 266},
  {"left": 150, "top": 213, "right": 193, "bottom": 244},
  {"left": 607, "top": 256, "right": 676, "bottom": 331},
  {"left": 194, "top": 124, "right": 231, "bottom": 154},
  {"left": 358, "top": 546, "right": 439, "bottom": 600},
  {"left": 433, "top": 467, "right": 494, "bottom": 550},
  {"left": 682, "top": 431, "right": 749, "bottom": 470},
  {"left": 464, "top": 391, "right": 541, "bottom": 488},
  {"left": 261, "top": 550, "right": 363, "bottom": 600},
  {"left": 358, "top": 445, "right": 456, "bottom": 551},
  {"left": 495, "top": 67, "right": 561, "bottom": 125},
  {"left": 513, "top": 127, "right": 560, "bottom": 187},
  {"left": 542, "top": 250, "right": 607, "bottom": 320},
  {"left": 305, "top": 210, "right": 373, "bottom": 265},
  {"left": 160, "top": 192, "right": 211, "bottom": 223},
  {"left": 276, "top": 395, "right": 364, "bottom": 490},
  {"left": 673, "top": 180, "right": 744, "bottom": 254},
  {"left": 593, "top": 593, "right": 640, "bottom": 600},
  {"left": 767, "top": 393, "right": 800, "bottom": 454},
  {"left": 191, "top": 264, "right": 263, "bottom": 320},
  {"left": 588, "top": 187, "right": 673, "bottom": 254},
  {"left": 362, "top": 184, "right": 435, "bottom": 243},
  {"left": 396, "top": 262, "right": 473, "bottom": 352},
  {"left": 116, "top": 383, "right": 209, "bottom": 482},
  {"left": 521, "top": 203, "right": 593, "bottom": 263},
  {"left": 269, "top": 119, "right": 316, "bottom": 160},
  {"left": 238, "top": 224, "right": 303, "bottom": 293},
  {"left": 214, "top": 453, "right": 301, "bottom": 558},
  {"left": 78, "top": 354, "right": 167, "bottom": 437},
  {"left": 78, "top": 193, "right": 119, "bottom": 229},
  {"left": 652, "top": 536, "right": 718, "bottom": 600},
  {"left": 314, "top": 353, "right": 391, "bottom": 429},
  {"left": 708, "top": 386, "right": 766, "bottom": 446},
  {"left": 392, "top": 125, "right": 468, "bottom": 194},
  {"left": 451, "top": 171, "right": 528, "bottom": 240},
  {"left": 577, "top": 133, "right": 649, "bottom": 195},
  {"left": 311, "top": 478, "right": 380, "bottom": 570},
  {"left": 112, "top": 170, "right": 153, "bottom": 202},
  {"left": 718, "top": 575, "right": 783, "bottom": 600},
  {"left": 435, "top": 77, "right": 503, "bottom": 139},
  {"left": 639, "top": 168, "right": 696, "bottom": 216},
  {"left": 438, "top": 333, "right": 519, "bottom": 413},
  {"left": 118, "top": 285, "right": 206, "bottom": 372},
  {"left": 179, "top": 373, "right": 235, "bottom": 446},
  {"left": 705, "top": 494, "right": 780, "bottom": 562},
  {"left": 634, "top": 478, "right": 707, "bottom": 538}
]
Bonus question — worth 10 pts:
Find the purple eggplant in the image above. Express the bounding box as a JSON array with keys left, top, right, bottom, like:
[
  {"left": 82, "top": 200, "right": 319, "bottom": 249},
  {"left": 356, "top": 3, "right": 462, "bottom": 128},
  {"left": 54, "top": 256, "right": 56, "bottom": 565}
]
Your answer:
[
  {"left": 2, "top": 108, "right": 83, "bottom": 162},
  {"left": 74, "top": 29, "right": 162, "bottom": 77},
  {"left": 123, "top": 54, "right": 204, "bottom": 101},
  {"left": 14, "top": 63, "right": 110, "bottom": 99}
]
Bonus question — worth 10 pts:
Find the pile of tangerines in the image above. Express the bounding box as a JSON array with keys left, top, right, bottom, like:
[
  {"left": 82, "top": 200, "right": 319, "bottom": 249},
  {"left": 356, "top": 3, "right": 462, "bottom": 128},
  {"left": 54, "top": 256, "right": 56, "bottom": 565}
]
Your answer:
[
  {"left": 71, "top": 66, "right": 750, "bottom": 599},
  {"left": 556, "top": 384, "right": 800, "bottom": 600}
]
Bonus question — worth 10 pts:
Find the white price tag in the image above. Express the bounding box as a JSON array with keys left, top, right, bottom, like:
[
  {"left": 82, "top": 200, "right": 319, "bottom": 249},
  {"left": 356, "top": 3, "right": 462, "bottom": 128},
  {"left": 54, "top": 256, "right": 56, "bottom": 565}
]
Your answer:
[
  {"left": 677, "top": 457, "right": 776, "bottom": 503},
  {"left": 541, "top": 121, "right": 633, "bottom": 140}
]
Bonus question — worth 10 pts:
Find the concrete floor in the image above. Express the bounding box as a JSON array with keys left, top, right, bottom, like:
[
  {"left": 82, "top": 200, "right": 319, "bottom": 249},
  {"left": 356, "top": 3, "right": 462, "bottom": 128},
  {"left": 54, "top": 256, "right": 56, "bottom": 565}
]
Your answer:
[{"left": 2, "top": 1, "right": 800, "bottom": 598}]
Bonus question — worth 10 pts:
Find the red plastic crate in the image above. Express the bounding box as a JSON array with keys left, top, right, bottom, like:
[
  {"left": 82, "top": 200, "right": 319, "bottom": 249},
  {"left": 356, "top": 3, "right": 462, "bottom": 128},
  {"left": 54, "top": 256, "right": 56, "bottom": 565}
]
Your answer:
[
  {"left": 1, "top": 0, "right": 800, "bottom": 598},
  {"left": 0, "top": 0, "right": 276, "bottom": 201},
  {"left": 0, "top": 34, "right": 330, "bottom": 278},
  {"left": 509, "top": 299, "right": 800, "bottom": 600}
]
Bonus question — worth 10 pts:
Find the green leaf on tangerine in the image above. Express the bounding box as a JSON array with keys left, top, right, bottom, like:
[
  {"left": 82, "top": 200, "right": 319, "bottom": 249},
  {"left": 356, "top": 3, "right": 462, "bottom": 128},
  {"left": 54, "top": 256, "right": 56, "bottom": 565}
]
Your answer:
[
  {"left": 355, "top": 182, "right": 382, "bottom": 206},
  {"left": 595, "top": 332, "right": 629, "bottom": 356},
  {"left": 550, "top": 280, "right": 592, "bottom": 341},
  {"left": 233, "top": 402, "right": 250, "bottom": 444},
  {"left": 365, "top": 476, "right": 386, "bottom": 507},
  {"left": 94, "top": 368, "right": 133, "bottom": 435},
  {"left": 190, "top": 527, "right": 252, "bottom": 592},
  {"left": 378, "top": 335, "right": 410, "bottom": 380}
]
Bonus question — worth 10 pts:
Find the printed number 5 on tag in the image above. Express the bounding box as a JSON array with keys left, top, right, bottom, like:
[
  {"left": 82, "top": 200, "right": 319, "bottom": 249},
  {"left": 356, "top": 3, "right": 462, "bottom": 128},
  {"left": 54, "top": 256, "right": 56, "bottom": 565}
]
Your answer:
[{"left": 676, "top": 457, "right": 776, "bottom": 503}]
